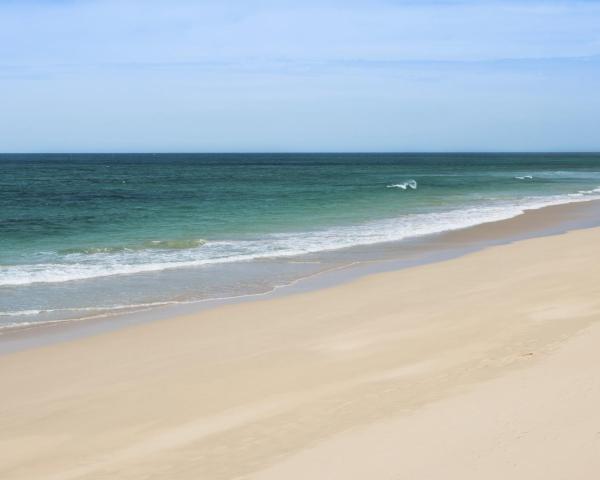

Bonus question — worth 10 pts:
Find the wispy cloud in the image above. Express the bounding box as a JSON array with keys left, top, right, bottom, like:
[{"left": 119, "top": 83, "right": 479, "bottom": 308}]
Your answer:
[
  {"left": 2, "top": 0, "right": 600, "bottom": 67},
  {"left": 0, "top": 1, "right": 599, "bottom": 151}
]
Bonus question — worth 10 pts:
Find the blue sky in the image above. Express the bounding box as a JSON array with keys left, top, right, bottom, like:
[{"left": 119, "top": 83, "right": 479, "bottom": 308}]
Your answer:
[{"left": 1, "top": 0, "right": 599, "bottom": 152}]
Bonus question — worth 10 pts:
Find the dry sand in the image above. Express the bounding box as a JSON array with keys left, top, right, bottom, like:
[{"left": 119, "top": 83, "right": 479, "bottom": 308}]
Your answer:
[{"left": 2, "top": 226, "right": 600, "bottom": 479}]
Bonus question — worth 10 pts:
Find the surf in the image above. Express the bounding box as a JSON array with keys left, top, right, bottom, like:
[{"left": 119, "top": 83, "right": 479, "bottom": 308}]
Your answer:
[{"left": 386, "top": 179, "right": 418, "bottom": 190}]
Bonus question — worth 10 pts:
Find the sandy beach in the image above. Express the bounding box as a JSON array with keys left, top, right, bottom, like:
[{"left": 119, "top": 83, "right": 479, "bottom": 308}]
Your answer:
[
  {"left": 4, "top": 0, "right": 600, "bottom": 477},
  {"left": 2, "top": 225, "right": 600, "bottom": 479}
]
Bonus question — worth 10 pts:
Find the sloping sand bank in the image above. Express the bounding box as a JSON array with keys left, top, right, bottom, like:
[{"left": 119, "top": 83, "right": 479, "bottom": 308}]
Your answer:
[{"left": 2, "top": 227, "right": 600, "bottom": 479}]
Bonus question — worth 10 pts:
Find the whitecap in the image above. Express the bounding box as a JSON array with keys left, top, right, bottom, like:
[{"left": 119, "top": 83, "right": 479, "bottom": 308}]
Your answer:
[{"left": 387, "top": 179, "right": 418, "bottom": 190}]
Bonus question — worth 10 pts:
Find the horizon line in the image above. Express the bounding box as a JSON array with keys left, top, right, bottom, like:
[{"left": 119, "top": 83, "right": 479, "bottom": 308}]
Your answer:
[{"left": 2, "top": 151, "right": 600, "bottom": 155}]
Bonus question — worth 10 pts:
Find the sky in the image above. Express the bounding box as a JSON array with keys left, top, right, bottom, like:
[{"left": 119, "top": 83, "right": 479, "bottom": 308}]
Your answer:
[{"left": 1, "top": 0, "right": 599, "bottom": 152}]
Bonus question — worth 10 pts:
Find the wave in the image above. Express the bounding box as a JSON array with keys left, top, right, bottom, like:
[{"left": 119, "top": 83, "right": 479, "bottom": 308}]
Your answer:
[
  {"left": 60, "top": 238, "right": 206, "bottom": 255},
  {"left": 575, "top": 187, "right": 600, "bottom": 195},
  {"left": 2, "top": 187, "right": 600, "bottom": 288},
  {"left": 0, "top": 309, "right": 44, "bottom": 317},
  {"left": 387, "top": 179, "right": 418, "bottom": 190},
  {"left": 0, "top": 300, "right": 180, "bottom": 319},
  {"left": 515, "top": 175, "right": 533, "bottom": 180},
  {"left": 146, "top": 239, "right": 207, "bottom": 249}
]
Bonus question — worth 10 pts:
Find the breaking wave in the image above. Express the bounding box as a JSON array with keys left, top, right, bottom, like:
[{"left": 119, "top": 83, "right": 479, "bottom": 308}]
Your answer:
[{"left": 387, "top": 179, "right": 418, "bottom": 190}]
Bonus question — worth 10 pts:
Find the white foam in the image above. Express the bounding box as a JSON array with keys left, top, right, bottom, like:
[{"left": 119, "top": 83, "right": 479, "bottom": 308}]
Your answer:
[
  {"left": 387, "top": 179, "right": 418, "bottom": 190},
  {"left": 0, "top": 301, "right": 175, "bottom": 318},
  {"left": 0, "top": 309, "right": 42, "bottom": 317}
]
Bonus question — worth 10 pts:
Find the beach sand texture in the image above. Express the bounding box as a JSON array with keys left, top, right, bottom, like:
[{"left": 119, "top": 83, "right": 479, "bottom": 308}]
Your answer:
[{"left": 2, "top": 227, "right": 600, "bottom": 479}]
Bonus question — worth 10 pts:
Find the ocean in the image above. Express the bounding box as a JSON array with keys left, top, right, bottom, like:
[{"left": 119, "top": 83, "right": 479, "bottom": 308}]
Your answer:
[{"left": 2, "top": 153, "right": 600, "bottom": 329}]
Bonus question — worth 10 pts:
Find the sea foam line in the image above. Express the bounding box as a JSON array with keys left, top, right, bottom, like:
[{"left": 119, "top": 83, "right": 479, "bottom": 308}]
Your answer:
[{"left": 0, "top": 262, "right": 358, "bottom": 328}]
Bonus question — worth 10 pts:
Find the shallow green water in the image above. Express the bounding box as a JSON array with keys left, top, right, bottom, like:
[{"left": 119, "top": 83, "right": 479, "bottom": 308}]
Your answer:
[{"left": 2, "top": 153, "right": 600, "bottom": 327}]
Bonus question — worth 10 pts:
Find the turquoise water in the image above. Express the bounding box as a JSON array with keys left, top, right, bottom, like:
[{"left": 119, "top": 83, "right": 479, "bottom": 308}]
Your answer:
[{"left": 2, "top": 153, "right": 600, "bottom": 328}]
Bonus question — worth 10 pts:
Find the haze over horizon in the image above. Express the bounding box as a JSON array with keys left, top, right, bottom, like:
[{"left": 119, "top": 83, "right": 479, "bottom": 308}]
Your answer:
[{"left": 1, "top": 0, "right": 599, "bottom": 153}]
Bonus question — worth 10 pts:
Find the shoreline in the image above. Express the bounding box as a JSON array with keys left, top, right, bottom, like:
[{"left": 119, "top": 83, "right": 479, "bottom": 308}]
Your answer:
[
  {"left": 2, "top": 214, "right": 600, "bottom": 478},
  {"left": 3, "top": 198, "right": 600, "bottom": 354}
]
